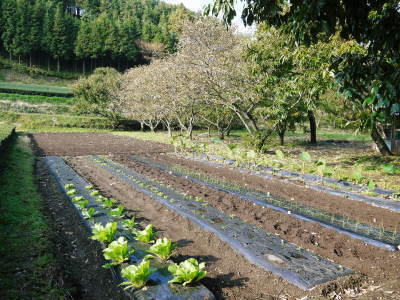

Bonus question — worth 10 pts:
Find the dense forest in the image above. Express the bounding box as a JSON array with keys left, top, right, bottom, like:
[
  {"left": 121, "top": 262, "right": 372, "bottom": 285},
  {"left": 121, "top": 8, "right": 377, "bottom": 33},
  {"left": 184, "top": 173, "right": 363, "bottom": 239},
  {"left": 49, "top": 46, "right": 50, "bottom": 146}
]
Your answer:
[{"left": 0, "top": 0, "right": 193, "bottom": 72}]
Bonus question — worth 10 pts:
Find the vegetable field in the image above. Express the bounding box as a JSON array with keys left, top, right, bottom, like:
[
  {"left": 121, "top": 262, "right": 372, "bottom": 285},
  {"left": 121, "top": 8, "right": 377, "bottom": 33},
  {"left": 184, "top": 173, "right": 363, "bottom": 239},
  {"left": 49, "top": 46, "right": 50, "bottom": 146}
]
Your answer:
[{"left": 16, "top": 132, "right": 398, "bottom": 299}]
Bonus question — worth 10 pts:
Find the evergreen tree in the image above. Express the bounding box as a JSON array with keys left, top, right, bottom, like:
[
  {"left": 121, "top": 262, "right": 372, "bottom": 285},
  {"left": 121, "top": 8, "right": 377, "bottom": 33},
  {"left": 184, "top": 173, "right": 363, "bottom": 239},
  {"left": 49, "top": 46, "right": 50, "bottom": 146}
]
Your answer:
[
  {"left": 51, "top": 2, "right": 69, "bottom": 71},
  {"left": 13, "top": 0, "right": 32, "bottom": 63},
  {"left": 1, "top": 0, "right": 17, "bottom": 59}
]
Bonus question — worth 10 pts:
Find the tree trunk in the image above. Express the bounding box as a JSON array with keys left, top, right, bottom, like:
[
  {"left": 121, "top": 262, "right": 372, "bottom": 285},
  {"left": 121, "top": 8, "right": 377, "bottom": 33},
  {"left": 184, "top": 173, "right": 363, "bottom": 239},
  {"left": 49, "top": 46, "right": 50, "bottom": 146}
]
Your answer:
[
  {"left": 308, "top": 110, "right": 317, "bottom": 144},
  {"left": 371, "top": 122, "right": 392, "bottom": 155},
  {"left": 47, "top": 57, "right": 50, "bottom": 71},
  {"left": 390, "top": 116, "right": 399, "bottom": 154},
  {"left": 83, "top": 60, "right": 85, "bottom": 74},
  {"left": 57, "top": 57, "right": 60, "bottom": 72},
  {"left": 279, "top": 131, "right": 285, "bottom": 145},
  {"left": 29, "top": 55, "right": 32, "bottom": 67},
  {"left": 140, "top": 121, "right": 144, "bottom": 131},
  {"left": 207, "top": 126, "right": 211, "bottom": 137}
]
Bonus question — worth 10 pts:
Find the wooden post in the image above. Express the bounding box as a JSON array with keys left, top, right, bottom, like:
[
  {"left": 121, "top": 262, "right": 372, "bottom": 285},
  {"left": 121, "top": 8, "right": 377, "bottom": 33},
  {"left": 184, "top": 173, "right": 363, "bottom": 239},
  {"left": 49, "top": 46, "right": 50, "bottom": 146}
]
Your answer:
[{"left": 391, "top": 115, "right": 399, "bottom": 154}]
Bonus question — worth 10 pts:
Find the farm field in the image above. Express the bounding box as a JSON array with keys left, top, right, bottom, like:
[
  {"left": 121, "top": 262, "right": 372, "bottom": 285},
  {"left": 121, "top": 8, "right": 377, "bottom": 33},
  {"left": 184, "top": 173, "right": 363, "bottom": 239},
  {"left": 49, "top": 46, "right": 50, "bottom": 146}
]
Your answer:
[{"left": 20, "top": 131, "right": 400, "bottom": 299}]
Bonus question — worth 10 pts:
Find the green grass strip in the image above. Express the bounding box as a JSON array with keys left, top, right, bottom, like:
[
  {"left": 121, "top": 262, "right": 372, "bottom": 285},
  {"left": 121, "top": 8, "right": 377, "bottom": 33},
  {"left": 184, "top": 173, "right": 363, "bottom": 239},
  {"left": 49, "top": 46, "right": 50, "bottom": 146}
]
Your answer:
[
  {"left": 0, "top": 92, "right": 75, "bottom": 105},
  {"left": 0, "top": 124, "right": 15, "bottom": 144},
  {"left": 0, "top": 135, "right": 67, "bottom": 298}
]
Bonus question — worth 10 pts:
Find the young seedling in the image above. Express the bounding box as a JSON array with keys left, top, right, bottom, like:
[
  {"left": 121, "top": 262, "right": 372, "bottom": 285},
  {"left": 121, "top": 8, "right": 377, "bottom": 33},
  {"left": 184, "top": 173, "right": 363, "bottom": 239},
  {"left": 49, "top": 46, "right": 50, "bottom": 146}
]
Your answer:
[
  {"left": 103, "top": 198, "right": 115, "bottom": 209},
  {"left": 97, "top": 195, "right": 108, "bottom": 202},
  {"left": 66, "top": 189, "right": 77, "bottom": 196},
  {"left": 72, "top": 196, "right": 84, "bottom": 203},
  {"left": 145, "top": 238, "right": 177, "bottom": 260},
  {"left": 85, "top": 184, "right": 94, "bottom": 190},
  {"left": 119, "top": 260, "right": 155, "bottom": 290},
  {"left": 122, "top": 217, "right": 136, "bottom": 230},
  {"left": 65, "top": 183, "right": 75, "bottom": 190},
  {"left": 168, "top": 258, "right": 207, "bottom": 286},
  {"left": 91, "top": 222, "right": 118, "bottom": 243},
  {"left": 300, "top": 151, "right": 312, "bottom": 174},
  {"left": 77, "top": 199, "right": 89, "bottom": 209},
  {"left": 102, "top": 237, "right": 134, "bottom": 268},
  {"left": 367, "top": 179, "right": 376, "bottom": 191},
  {"left": 82, "top": 207, "right": 96, "bottom": 219},
  {"left": 109, "top": 205, "right": 125, "bottom": 218},
  {"left": 135, "top": 224, "right": 156, "bottom": 243},
  {"left": 90, "top": 190, "right": 100, "bottom": 196},
  {"left": 352, "top": 167, "right": 363, "bottom": 184}
]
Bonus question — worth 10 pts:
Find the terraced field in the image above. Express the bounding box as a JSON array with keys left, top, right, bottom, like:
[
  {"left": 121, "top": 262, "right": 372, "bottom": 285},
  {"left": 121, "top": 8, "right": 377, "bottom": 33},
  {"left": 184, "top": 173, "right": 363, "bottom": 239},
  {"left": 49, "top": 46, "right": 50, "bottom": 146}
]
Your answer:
[{"left": 30, "top": 132, "right": 400, "bottom": 299}]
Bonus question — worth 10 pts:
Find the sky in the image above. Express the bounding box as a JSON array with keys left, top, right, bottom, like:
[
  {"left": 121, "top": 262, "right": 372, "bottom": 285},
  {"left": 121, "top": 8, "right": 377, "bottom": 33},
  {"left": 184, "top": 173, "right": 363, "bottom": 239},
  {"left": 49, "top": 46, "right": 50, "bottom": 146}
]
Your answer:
[{"left": 163, "top": 0, "right": 255, "bottom": 34}]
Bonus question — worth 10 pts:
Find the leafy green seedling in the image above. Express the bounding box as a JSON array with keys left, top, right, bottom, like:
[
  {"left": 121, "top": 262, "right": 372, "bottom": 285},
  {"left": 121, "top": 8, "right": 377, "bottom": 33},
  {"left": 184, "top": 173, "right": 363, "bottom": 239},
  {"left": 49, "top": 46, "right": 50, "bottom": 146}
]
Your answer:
[
  {"left": 82, "top": 207, "right": 96, "bottom": 219},
  {"left": 146, "top": 238, "right": 177, "bottom": 260},
  {"left": 97, "top": 195, "right": 108, "bottom": 202},
  {"left": 275, "top": 149, "right": 285, "bottom": 160},
  {"left": 382, "top": 164, "right": 395, "bottom": 174},
  {"left": 72, "top": 196, "right": 84, "bottom": 202},
  {"left": 300, "top": 151, "right": 311, "bottom": 163},
  {"left": 168, "top": 258, "right": 207, "bottom": 286},
  {"left": 120, "top": 260, "right": 155, "bottom": 290},
  {"left": 122, "top": 217, "right": 136, "bottom": 230},
  {"left": 103, "top": 237, "right": 133, "bottom": 268},
  {"left": 65, "top": 183, "right": 75, "bottom": 190},
  {"left": 367, "top": 179, "right": 376, "bottom": 191},
  {"left": 90, "top": 190, "right": 100, "bottom": 196},
  {"left": 109, "top": 205, "right": 125, "bottom": 218},
  {"left": 66, "top": 189, "right": 77, "bottom": 196},
  {"left": 91, "top": 222, "right": 118, "bottom": 243},
  {"left": 103, "top": 198, "right": 115, "bottom": 209},
  {"left": 135, "top": 224, "right": 156, "bottom": 243},
  {"left": 78, "top": 199, "right": 89, "bottom": 209},
  {"left": 352, "top": 167, "right": 363, "bottom": 184},
  {"left": 85, "top": 184, "right": 94, "bottom": 190}
]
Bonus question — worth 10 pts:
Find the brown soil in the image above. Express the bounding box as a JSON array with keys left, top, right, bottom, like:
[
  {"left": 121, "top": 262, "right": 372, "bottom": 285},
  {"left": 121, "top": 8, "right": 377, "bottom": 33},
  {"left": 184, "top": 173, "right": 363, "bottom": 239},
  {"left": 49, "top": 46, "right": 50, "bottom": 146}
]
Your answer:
[
  {"left": 155, "top": 153, "right": 400, "bottom": 232},
  {"left": 29, "top": 132, "right": 171, "bottom": 157},
  {"left": 66, "top": 156, "right": 366, "bottom": 299},
  {"left": 35, "top": 158, "right": 128, "bottom": 300},
  {"left": 30, "top": 133, "right": 400, "bottom": 299}
]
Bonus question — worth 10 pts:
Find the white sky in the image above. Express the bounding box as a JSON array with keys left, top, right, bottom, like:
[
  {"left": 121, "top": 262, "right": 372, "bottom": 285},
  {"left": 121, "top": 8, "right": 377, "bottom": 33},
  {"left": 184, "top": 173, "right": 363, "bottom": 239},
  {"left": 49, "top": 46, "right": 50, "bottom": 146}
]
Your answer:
[{"left": 163, "top": 0, "right": 255, "bottom": 34}]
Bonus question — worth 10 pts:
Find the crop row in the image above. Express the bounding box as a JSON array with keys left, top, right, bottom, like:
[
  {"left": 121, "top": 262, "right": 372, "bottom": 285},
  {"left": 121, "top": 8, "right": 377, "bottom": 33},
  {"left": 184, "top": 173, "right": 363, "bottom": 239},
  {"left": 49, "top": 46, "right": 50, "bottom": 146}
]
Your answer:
[
  {"left": 89, "top": 155, "right": 353, "bottom": 290},
  {"left": 0, "top": 81, "right": 73, "bottom": 97},
  {"left": 129, "top": 155, "right": 400, "bottom": 251},
  {"left": 44, "top": 156, "right": 214, "bottom": 299}
]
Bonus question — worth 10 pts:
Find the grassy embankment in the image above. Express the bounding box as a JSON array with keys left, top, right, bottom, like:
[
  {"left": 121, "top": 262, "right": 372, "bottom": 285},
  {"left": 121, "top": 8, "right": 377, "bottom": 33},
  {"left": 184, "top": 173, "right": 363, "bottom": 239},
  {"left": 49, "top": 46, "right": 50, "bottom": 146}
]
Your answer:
[{"left": 0, "top": 130, "right": 68, "bottom": 298}]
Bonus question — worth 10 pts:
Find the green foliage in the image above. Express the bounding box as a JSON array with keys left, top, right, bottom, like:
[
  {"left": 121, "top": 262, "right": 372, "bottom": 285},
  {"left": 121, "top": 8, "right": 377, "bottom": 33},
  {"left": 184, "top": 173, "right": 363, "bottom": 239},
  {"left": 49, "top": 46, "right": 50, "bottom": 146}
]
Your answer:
[
  {"left": 102, "top": 237, "right": 133, "bottom": 268},
  {"left": 120, "top": 260, "right": 155, "bottom": 290},
  {"left": 135, "top": 224, "right": 156, "bottom": 243},
  {"left": 0, "top": 124, "right": 15, "bottom": 143},
  {"left": 122, "top": 217, "right": 136, "bottom": 230},
  {"left": 168, "top": 258, "right": 207, "bottom": 286},
  {"left": 300, "top": 152, "right": 312, "bottom": 163},
  {"left": 91, "top": 222, "right": 118, "bottom": 244},
  {"left": 0, "top": 81, "right": 72, "bottom": 97},
  {"left": 82, "top": 207, "right": 96, "bottom": 219},
  {"left": 146, "top": 238, "right": 177, "bottom": 260},
  {"left": 71, "top": 196, "right": 84, "bottom": 203},
  {"left": 382, "top": 164, "right": 396, "bottom": 174},
  {"left": 66, "top": 189, "right": 77, "bottom": 196},
  {"left": 367, "top": 179, "right": 376, "bottom": 191},
  {"left": 77, "top": 199, "right": 89, "bottom": 209},
  {"left": 108, "top": 205, "right": 125, "bottom": 218},
  {"left": 90, "top": 190, "right": 100, "bottom": 196},
  {"left": 275, "top": 150, "right": 285, "bottom": 160},
  {"left": 64, "top": 183, "right": 74, "bottom": 190},
  {"left": 352, "top": 167, "right": 363, "bottom": 184},
  {"left": 85, "top": 184, "right": 94, "bottom": 190}
]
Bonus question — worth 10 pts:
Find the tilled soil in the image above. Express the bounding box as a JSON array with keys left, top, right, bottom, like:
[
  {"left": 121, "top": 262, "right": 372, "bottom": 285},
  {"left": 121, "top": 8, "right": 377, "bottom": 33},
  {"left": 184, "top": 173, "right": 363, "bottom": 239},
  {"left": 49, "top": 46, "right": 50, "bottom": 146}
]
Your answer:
[
  {"left": 29, "top": 132, "right": 171, "bottom": 156},
  {"left": 98, "top": 154, "right": 400, "bottom": 296},
  {"left": 31, "top": 133, "right": 400, "bottom": 299},
  {"left": 67, "top": 156, "right": 365, "bottom": 299},
  {"left": 154, "top": 153, "right": 400, "bottom": 232},
  {"left": 35, "top": 158, "right": 128, "bottom": 299}
]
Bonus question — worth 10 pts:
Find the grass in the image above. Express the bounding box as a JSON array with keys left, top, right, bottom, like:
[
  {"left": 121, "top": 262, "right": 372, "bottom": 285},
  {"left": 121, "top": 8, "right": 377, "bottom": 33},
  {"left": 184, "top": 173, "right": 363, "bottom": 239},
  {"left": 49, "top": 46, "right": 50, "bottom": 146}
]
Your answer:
[
  {"left": 0, "top": 123, "right": 15, "bottom": 143},
  {"left": 0, "top": 111, "right": 114, "bottom": 129},
  {"left": 0, "top": 92, "right": 75, "bottom": 105},
  {"left": 0, "top": 135, "right": 68, "bottom": 298},
  {"left": 0, "top": 81, "right": 72, "bottom": 96}
]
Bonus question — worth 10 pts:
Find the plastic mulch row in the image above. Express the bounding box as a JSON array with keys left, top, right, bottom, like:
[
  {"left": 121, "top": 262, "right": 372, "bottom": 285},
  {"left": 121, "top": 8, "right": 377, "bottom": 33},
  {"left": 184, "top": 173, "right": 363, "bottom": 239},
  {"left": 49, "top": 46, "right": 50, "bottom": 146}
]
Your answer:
[
  {"left": 129, "top": 155, "right": 400, "bottom": 252},
  {"left": 43, "top": 156, "right": 215, "bottom": 300},
  {"left": 184, "top": 153, "right": 400, "bottom": 213},
  {"left": 89, "top": 155, "right": 353, "bottom": 291}
]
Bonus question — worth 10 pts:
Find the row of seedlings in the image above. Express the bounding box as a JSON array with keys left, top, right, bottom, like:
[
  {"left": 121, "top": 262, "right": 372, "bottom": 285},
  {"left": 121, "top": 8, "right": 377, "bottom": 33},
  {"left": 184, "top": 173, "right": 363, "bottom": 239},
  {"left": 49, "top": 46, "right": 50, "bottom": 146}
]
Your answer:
[
  {"left": 62, "top": 180, "right": 212, "bottom": 298},
  {"left": 88, "top": 155, "right": 354, "bottom": 291},
  {"left": 129, "top": 155, "right": 400, "bottom": 251}
]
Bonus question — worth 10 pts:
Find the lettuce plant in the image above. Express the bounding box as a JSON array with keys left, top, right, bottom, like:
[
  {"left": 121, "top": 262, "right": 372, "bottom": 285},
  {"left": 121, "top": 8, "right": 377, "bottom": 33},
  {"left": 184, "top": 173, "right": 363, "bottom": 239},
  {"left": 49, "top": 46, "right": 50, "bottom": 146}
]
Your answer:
[
  {"left": 66, "top": 189, "right": 77, "bottom": 196},
  {"left": 77, "top": 199, "right": 89, "bottom": 209},
  {"left": 96, "top": 195, "right": 108, "bottom": 202},
  {"left": 85, "top": 184, "right": 94, "bottom": 190},
  {"left": 91, "top": 222, "right": 118, "bottom": 243},
  {"left": 146, "top": 238, "right": 177, "bottom": 260},
  {"left": 103, "top": 237, "right": 133, "bottom": 268},
  {"left": 82, "top": 207, "right": 96, "bottom": 219},
  {"left": 90, "top": 190, "right": 100, "bottom": 196},
  {"left": 122, "top": 217, "right": 136, "bottom": 230},
  {"left": 135, "top": 224, "right": 156, "bottom": 243},
  {"left": 120, "top": 260, "right": 155, "bottom": 290},
  {"left": 65, "top": 183, "right": 75, "bottom": 190},
  {"left": 109, "top": 205, "right": 125, "bottom": 218},
  {"left": 72, "top": 196, "right": 84, "bottom": 202},
  {"left": 103, "top": 198, "right": 115, "bottom": 209},
  {"left": 168, "top": 258, "right": 207, "bottom": 286}
]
